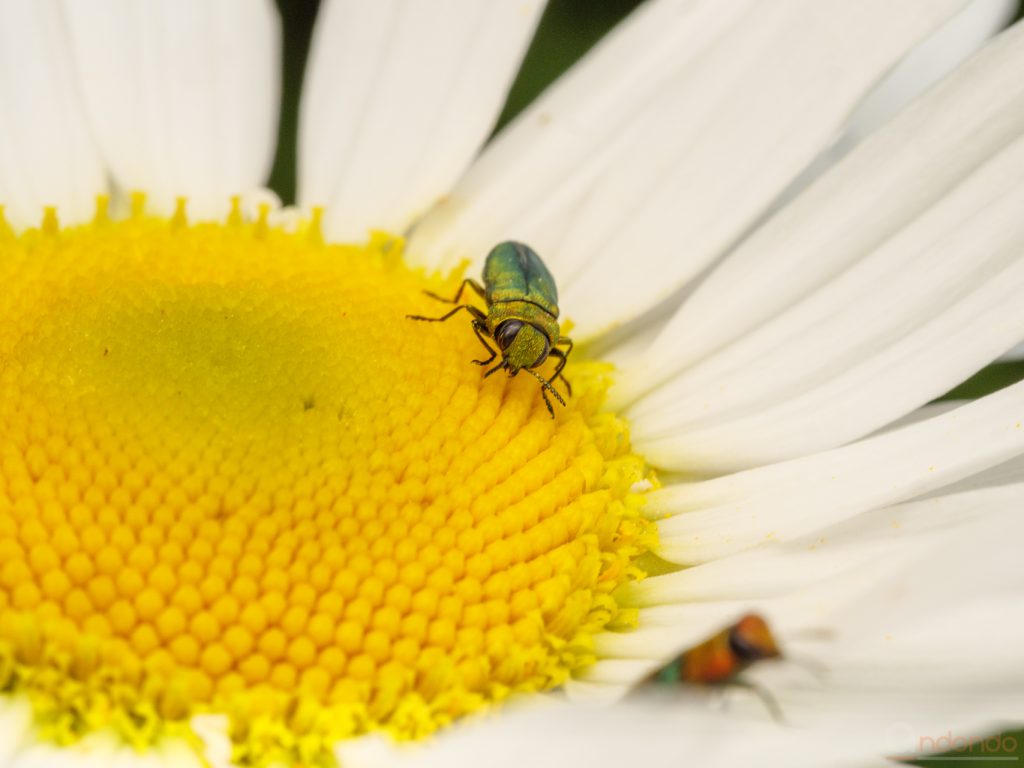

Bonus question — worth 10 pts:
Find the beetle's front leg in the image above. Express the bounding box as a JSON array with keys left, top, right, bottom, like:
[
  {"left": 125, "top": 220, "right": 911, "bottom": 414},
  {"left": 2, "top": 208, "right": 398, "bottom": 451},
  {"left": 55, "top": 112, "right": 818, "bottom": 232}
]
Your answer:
[
  {"left": 538, "top": 388, "right": 555, "bottom": 418},
  {"left": 548, "top": 348, "right": 573, "bottom": 397},
  {"left": 548, "top": 345, "right": 572, "bottom": 397},
  {"left": 471, "top": 321, "right": 498, "bottom": 366}
]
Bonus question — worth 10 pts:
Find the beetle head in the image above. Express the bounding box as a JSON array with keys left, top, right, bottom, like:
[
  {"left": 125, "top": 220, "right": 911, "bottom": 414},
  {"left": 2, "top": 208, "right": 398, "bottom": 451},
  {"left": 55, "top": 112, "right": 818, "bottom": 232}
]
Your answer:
[
  {"left": 495, "top": 320, "right": 550, "bottom": 374},
  {"left": 727, "top": 614, "right": 781, "bottom": 662}
]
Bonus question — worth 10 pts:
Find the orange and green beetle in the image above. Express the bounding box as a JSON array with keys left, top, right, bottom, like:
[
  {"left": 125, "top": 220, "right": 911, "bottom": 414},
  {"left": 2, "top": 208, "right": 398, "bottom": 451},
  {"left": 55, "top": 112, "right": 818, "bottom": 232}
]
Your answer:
[
  {"left": 672, "top": 613, "right": 782, "bottom": 685},
  {"left": 653, "top": 613, "right": 785, "bottom": 720}
]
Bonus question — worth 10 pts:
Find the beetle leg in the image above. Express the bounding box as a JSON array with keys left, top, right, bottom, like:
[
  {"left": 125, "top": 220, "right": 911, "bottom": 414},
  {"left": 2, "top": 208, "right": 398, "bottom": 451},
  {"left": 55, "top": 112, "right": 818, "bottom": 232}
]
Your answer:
[
  {"left": 406, "top": 303, "right": 478, "bottom": 323},
  {"left": 422, "top": 279, "right": 486, "bottom": 305},
  {"left": 724, "top": 679, "right": 786, "bottom": 725},
  {"left": 539, "top": 389, "right": 553, "bottom": 417},
  {"left": 471, "top": 322, "right": 498, "bottom": 366},
  {"left": 549, "top": 336, "right": 573, "bottom": 396},
  {"left": 483, "top": 361, "right": 505, "bottom": 378},
  {"left": 547, "top": 348, "right": 572, "bottom": 397}
]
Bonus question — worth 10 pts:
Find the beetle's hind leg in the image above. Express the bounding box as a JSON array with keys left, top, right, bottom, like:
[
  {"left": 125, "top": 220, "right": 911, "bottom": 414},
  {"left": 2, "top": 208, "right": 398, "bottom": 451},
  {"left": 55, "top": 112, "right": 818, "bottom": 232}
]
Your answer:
[
  {"left": 726, "top": 679, "right": 786, "bottom": 725},
  {"left": 407, "top": 303, "right": 483, "bottom": 324},
  {"left": 422, "top": 278, "right": 486, "bottom": 305}
]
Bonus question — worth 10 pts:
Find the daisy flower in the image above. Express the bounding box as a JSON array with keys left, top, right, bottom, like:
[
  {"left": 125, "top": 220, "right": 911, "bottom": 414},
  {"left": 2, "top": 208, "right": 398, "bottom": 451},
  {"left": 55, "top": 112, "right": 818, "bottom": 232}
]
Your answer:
[{"left": 1, "top": 1, "right": 1023, "bottom": 766}]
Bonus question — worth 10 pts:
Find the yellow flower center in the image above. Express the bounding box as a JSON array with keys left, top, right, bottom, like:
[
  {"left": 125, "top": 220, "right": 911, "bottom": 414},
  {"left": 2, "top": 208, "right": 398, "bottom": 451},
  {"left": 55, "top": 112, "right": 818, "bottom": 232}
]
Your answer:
[{"left": 0, "top": 197, "right": 655, "bottom": 766}]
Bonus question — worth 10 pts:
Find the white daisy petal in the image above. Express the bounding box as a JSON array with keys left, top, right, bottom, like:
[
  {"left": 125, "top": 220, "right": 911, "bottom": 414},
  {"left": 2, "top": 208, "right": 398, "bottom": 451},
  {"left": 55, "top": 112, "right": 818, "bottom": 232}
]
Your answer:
[
  {"left": 647, "top": 381, "right": 1024, "bottom": 563},
  {"left": 755, "top": 0, "right": 1015, "bottom": 218},
  {"left": 0, "top": 696, "right": 34, "bottom": 765},
  {"left": 0, "top": 0, "right": 107, "bottom": 229},
  {"left": 790, "top": 506, "right": 1024, "bottom": 644},
  {"left": 629, "top": 135, "right": 1024, "bottom": 470},
  {"left": 9, "top": 730, "right": 120, "bottom": 768},
  {"left": 757, "top": 514, "right": 1024, "bottom": 730},
  {"left": 61, "top": 0, "right": 280, "bottom": 218},
  {"left": 408, "top": 0, "right": 965, "bottom": 339},
  {"left": 585, "top": 486, "right": 1014, "bottom": 676},
  {"left": 922, "top": 453, "right": 1024, "bottom": 496},
  {"left": 188, "top": 715, "right": 232, "bottom": 768},
  {"left": 340, "top": 689, "right": 1020, "bottom": 768},
  {"left": 873, "top": 400, "right": 962, "bottom": 432},
  {"left": 1000, "top": 340, "right": 1024, "bottom": 360},
  {"left": 646, "top": 485, "right": 1021, "bottom": 617},
  {"left": 586, "top": 488, "right": 1024, "bottom": 714},
  {"left": 300, "top": 0, "right": 544, "bottom": 242},
  {"left": 750, "top": 683, "right": 1023, "bottom": 766},
  {"left": 619, "top": 21, "right": 1024, "bottom": 472},
  {"left": 109, "top": 747, "right": 164, "bottom": 768},
  {"left": 156, "top": 740, "right": 206, "bottom": 768},
  {"left": 804, "top": 594, "right": 1024, "bottom": 698},
  {"left": 841, "top": 0, "right": 1016, "bottom": 150},
  {"left": 335, "top": 698, "right": 785, "bottom": 768}
]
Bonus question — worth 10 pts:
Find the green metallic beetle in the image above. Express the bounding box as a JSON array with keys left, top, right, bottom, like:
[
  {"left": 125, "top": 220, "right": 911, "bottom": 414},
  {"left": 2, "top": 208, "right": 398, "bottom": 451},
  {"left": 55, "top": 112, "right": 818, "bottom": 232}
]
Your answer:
[{"left": 408, "top": 241, "right": 573, "bottom": 417}]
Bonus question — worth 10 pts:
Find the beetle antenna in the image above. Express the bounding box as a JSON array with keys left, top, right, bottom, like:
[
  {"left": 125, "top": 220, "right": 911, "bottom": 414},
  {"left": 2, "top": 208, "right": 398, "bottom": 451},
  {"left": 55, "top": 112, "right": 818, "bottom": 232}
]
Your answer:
[{"left": 525, "top": 368, "right": 566, "bottom": 408}]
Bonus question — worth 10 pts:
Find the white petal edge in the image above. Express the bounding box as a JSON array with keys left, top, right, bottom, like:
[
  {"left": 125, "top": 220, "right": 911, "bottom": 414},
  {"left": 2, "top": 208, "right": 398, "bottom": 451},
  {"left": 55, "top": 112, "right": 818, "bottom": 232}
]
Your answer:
[
  {"left": 840, "top": 0, "right": 1017, "bottom": 150},
  {"left": 338, "top": 689, "right": 1020, "bottom": 768},
  {"left": 189, "top": 714, "right": 233, "bottom": 768},
  {"left": 61, "top": 0, "right": 280, "bottom": 219},
  {"left": 581, "top": 491, "right": 1024, "bottom": 716},
  {"left": 0, "top": 0, "right": 107, "bottom": 229},
  {"left": 620, "top": 14, "right": 1024, "bottom": 402},
  {"left": 8, "top": 729, "right": 119, "bottom": 768},
  {"left": 648, "top": 380, "right": 1024, "bottom": 563},
  {"left": 627, "top": 127, "right": 1024, "bottom": 471},
  {"left": 1000, "top": 340, "right": 1024, "bottom": 360},
  {"left": 339, "top": 697, "right": 788, "bottom": 768},
  {"left": 299, "top": 0, "right": 544, "bottom": 243},
  {"left": 0, "top": 702, "right": 214, "bottom": 768},
  {"left": 615, "top": 21, "right": 1024, "bottom": 472},
  {"left": 594, "top": 0, "right": 1013, "bottom": 366},
  {"left": 408, "top": 0, "right": 966, "bottom": 340},
  {"left": 0, "top": 696, "right": 34, "bottom": 765},
  {"left": 643, "top": 485, "right": 1021, "bottom": 610},
  {"left": 740, "top": 0, "right": 1016, "bottom": 228},
  {"left": 584, "top": 486, "right": 1020, "bottom": 675}
]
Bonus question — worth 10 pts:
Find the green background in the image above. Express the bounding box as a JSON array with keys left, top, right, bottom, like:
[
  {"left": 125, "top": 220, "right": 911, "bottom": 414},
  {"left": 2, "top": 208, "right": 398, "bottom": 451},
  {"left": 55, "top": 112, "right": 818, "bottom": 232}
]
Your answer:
[{"left": 267, "top": 3, "right": 1024, "bottom": 763}]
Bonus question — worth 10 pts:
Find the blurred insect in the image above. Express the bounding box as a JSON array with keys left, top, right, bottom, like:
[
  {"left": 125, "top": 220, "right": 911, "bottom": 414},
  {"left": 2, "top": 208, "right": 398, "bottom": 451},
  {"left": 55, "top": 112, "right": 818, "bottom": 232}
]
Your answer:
[
  {"left": 407, "top": 241, "right": 573, "bottom": 417},
  {"left": 653, "top": 613, "right": 785, "bottom": 720}
]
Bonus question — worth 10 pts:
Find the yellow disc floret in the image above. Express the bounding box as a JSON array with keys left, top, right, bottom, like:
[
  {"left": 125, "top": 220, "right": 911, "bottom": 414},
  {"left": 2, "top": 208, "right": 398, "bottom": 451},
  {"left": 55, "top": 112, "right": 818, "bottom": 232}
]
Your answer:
[{"left": 0, "top": 198, "right": 656, "bottom": 766}]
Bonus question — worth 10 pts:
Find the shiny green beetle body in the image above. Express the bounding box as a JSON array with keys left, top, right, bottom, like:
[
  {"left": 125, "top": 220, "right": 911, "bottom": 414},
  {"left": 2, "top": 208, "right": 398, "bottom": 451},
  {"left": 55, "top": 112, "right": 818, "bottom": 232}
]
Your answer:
[{"left": 408, "top": 242, "right": 573, "bottom": 416}]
